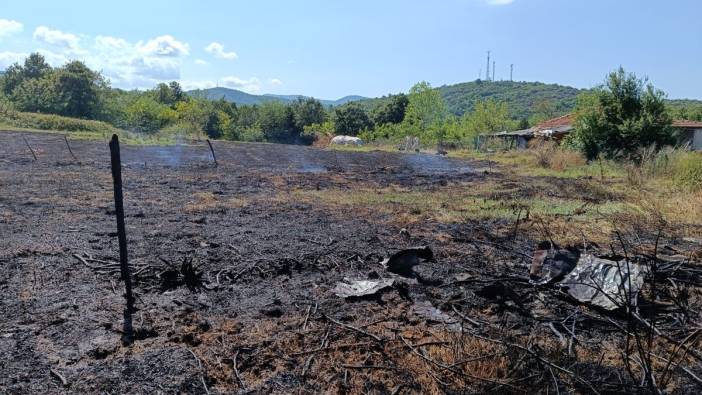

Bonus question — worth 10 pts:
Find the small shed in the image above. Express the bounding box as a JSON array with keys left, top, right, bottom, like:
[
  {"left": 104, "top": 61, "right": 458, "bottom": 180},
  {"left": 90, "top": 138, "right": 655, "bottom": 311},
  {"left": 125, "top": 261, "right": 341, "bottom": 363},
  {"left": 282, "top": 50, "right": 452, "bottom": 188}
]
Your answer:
[
  {"left": 673, "top": 120, "right": 702, "bottom": 151},
  {"left": 477, "top": 129, "right": 533, "bottom": 150}
]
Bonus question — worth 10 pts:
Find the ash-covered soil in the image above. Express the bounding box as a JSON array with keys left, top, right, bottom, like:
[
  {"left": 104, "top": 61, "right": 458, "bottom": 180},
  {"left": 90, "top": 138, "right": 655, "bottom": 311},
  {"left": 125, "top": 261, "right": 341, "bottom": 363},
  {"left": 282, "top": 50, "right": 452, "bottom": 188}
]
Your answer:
[{"left": 1, "top": 132, "right": 701, "bottom": 394}]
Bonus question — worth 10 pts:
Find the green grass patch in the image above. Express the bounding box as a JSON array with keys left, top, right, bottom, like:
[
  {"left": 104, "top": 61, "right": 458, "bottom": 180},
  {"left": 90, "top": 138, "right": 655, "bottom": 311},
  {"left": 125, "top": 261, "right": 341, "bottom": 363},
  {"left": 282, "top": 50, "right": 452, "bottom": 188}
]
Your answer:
[{"left": 0, "top": 112, "right": 182, "bottom": 145}]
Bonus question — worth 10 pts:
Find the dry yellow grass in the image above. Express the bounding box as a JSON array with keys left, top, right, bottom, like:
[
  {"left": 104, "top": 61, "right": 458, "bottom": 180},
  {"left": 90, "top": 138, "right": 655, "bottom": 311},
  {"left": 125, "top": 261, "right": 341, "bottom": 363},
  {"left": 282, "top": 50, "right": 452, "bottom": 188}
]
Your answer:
[
  {"left": 183, "top": 192, "right": 250, "bottom": 213},
  {"left": 549, "top": 148, "right": 587, "bottom": 171}
]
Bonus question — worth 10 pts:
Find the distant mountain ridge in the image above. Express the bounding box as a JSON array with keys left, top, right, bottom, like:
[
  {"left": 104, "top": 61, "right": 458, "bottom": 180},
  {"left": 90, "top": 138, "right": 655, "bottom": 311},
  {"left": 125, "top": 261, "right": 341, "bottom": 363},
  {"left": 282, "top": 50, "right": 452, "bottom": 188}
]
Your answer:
[
  {"left": 188, "top": 87, "right": 367, "bottom": 107},
  {"left": 188, "top": 81, "right": 702, "bottom": 121}
]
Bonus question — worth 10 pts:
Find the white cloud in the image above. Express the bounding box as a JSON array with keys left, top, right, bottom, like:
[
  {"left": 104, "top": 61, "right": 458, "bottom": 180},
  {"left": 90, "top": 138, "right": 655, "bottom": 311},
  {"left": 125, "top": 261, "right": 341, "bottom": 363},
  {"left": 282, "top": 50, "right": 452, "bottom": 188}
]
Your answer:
[
  {"left": 0, "top": 19, "right": 23, "bottom": 38},
  {"left": 485, "top": 0, "right": 514, "bottom": 5},
  {"left": 33, "top": 26, "right": 80, "bottom": 51},
  {"left": 179, "top": 80, "right": 216, "bottom": 90},
  {"left": 95, "top": 35, "right": 129, "bottom": 50},
  {"left": 269, "top": 78, "right": 283, "bottom": 87},
  {"left": 0, "top": 51, "right": 27, "bottom": 68},
  {"left": 194, "top": 58, "right": 208, "bottom": 66},
  {"left": 85, "top": 34, "right": 190, "bottom": 88},
  {"left": 222, "top": 76, "right": 260, "bottom": 93},
  {"left": 136, "top": 35, "right": 189, "bottom": 57},
  {"left": 205, "top": 42, "right": 238, "bottom": 60}
]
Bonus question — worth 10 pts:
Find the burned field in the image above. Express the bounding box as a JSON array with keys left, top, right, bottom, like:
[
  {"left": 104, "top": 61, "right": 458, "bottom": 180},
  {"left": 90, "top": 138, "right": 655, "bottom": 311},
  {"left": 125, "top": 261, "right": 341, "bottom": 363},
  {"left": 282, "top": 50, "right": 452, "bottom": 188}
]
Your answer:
[{"left": 1, "top": 132, "right": 702, "bottom": 394}]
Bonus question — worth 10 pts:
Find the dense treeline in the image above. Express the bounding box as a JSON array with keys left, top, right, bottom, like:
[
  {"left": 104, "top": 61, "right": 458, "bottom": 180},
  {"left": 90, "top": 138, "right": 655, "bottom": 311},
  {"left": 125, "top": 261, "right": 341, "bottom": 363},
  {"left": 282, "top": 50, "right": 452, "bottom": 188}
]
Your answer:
[
  {"left": 0, "top": 53, "right": 700, "bottom": 152},
  {"left": 0, "top": 53, "right": 327, "bottom": 143}
]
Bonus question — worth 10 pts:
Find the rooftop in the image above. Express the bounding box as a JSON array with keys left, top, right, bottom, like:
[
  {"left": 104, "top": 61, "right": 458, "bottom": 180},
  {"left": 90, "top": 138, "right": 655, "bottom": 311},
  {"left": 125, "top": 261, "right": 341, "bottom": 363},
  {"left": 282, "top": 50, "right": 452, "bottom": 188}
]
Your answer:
[
  {"left": 535, "top": 113, "right": 575, "bottom": 130},
  {"left": 673, "top": 119, "right": 702, "bottom": 128}
]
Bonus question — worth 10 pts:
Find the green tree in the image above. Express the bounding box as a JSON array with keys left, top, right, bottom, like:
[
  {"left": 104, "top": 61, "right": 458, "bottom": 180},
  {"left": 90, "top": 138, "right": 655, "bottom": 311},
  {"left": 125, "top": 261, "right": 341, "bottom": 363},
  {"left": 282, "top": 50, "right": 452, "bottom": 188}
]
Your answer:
[
  {"left": 11, "top": 77, "right": 58, "bottom": 113},
  {"left": 291, "top": 97, "right": 325, "bottom": 132},
  {"left": 1, "top": 64, "right": 25, "bottom": 96},
  {"left": 465, "top": 99, "right": 515, "bottom": 134},
  {"left": 404, "top": 81, "right": 448, "bottom": 129},
  {"left": 169, "top": 81, "right": 186, "bottom": 103},
  {"left": 334, "top": 103, "right": 372, "bottom": 136},
  {"left": 23, "top": 53, "right": 52, "bottom": 79},
  {"left": 258, "top": 101, "right": 296, "bottom": 143},
  {"left": 572, "top": 68, "right": 673, "bottom": 159},
  {"left": 176, "top": 99, "right": 209, "bottom": 139},
  {"left": 227, "top": 104, "right": 259, "bottom": 140},
  {"left": 2, "top": 52, "right": 52, "bottom": 96},
  {"left": 372, "top": 93, "right": 408, "bottom": 126},
  {"left": 152, "top": 81, "right": 187, "bottom": 107},
  {"left": 126, "top": 96, "right": 176, "bottom": 134},
  {"left": 0, "top": 92, "right": 15, "bottom": 116},
  {"left": 51, "top": 61, "right": 106, "bottom": 118}
]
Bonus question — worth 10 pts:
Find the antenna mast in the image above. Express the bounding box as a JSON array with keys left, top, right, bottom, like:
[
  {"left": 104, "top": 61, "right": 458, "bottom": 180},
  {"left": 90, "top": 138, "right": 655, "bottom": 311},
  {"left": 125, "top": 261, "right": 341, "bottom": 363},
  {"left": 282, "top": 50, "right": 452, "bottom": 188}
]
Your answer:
[
  {"left": 510, "top": 64, "right": 514, "bottom": 81},
  {"left": 486, "top": 51, "right": 491, "bottom": 81}
]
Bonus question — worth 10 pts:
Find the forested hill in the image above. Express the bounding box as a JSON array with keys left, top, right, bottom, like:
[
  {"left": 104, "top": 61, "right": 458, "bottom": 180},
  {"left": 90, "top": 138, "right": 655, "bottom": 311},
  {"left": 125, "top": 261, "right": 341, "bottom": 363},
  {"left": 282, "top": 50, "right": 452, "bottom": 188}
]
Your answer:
[
  {"left": 437, "top": 80, "right": 582, "bottom": 119},
  {"left": 188, "top": 87, "right": 367, "bottom": 107},
  {"left": 347, "top": 80, "right": 583, "bottom": 121}
]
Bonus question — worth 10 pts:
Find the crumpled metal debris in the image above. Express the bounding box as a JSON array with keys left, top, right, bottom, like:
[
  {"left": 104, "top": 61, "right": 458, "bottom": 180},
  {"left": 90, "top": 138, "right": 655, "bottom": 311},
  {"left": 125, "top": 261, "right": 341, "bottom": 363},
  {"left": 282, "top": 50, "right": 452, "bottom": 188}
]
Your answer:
[
  {"left": 411, "top": 301, "right": 460, "bottom": 331},
  {"left": 560, "top": 254, "right": 645, "bottom": 311},
  {"left": 530, "top": 244, "right": 580, "bottom": 285},
  {"left": 382, "top": 246, "right": 435, "bottom": 277},
  {"left": 333, "top": 278, "right": 394, "bottom": 298}
]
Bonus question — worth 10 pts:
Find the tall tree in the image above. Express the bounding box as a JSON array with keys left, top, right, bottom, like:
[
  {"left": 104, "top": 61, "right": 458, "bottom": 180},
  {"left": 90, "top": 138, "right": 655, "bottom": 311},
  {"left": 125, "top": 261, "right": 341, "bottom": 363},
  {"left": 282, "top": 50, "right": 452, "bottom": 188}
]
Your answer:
[
  {"left": 465, "top": 99, "right": 515, "bottom": 134},
  {"left": 52, "top": 61, "right": 106, "bottom": 118},
  {"left": 403, "top": 81, "right": 448, "bottom": 130},
  {"left": 258, "top": 101, "right": 296, "bottom": 143},
  {"left": 1, "top": 52, "right": 52, "bottom": 96},
  {"left": 23, "top": 53, "right": 52, "bottom": 79},
  {"left": 168, "top": 81, "right": 186, "bottom": 103},
  {"left": 334, "top": 103, "right": 372, "bottom": 136},
  {"left": 573, "top": 67, "right": 673, "bottom": 159},
  {"left": 291, "top": 97, "right": 325, "bottom": 132},
  {"left": 176, "top": 99, "right": 209, "bottom": 139},
  {"left": 11, "top": 77, "right": 58, "bottom": 113},
  {"left": 372, "top": 93, "right": 408, "bottom": 125}
]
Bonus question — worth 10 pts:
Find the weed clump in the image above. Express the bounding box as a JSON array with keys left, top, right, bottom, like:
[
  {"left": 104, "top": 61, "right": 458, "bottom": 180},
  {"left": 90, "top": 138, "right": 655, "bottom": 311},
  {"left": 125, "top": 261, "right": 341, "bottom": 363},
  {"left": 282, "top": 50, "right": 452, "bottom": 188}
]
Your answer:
[{"left": 530, "top": 139, "right": 586, "bottom": 171}]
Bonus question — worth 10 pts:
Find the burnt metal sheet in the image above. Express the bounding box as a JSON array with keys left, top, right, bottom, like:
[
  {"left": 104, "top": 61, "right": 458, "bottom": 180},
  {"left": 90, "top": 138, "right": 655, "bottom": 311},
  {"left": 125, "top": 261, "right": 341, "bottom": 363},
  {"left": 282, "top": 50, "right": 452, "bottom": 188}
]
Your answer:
[{"left": 560, "top": 254, "right": 645, "bottom": 311}]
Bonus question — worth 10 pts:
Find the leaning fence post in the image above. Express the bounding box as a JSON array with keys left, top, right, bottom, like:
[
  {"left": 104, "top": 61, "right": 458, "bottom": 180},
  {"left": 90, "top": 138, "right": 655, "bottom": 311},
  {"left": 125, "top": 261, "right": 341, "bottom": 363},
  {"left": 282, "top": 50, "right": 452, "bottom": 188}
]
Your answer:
[
  {"left": 109, "top": 134, "right": 135, "bottom": 345},
  {"left": 64, "top": 135, "right": 78, "bottom": 162},
  {"left": 206, "top": 139, "right": 218, "bottom": 167},
  {"left": 23, "top": 136, "right": 37, "bottom": 161}
]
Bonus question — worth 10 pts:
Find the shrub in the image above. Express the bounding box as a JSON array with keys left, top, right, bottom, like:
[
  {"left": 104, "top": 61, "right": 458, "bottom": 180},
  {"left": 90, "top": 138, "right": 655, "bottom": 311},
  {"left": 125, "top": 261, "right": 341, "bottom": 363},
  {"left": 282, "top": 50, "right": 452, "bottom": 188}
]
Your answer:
[
  {"left": 238, "top": 126, "right": 265, "bottom": 142},
  {"left": 549, "top": 148, "right": 586, "bottom": 171},
  {"left": 529, "top": 139, "right": 586, "bottom": 171},
  {"left": 529, "top": 139, "right": 557, "bottom": 168}
]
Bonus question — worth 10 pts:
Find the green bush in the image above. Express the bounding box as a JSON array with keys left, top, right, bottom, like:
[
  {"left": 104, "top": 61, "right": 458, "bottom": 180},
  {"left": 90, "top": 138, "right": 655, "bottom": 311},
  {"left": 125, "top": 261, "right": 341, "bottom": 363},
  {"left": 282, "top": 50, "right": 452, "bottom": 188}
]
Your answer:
[
  {"left": 238, "top": 126, "right": 265, "bottom": 142},
  {"left": 1, "top": 111, "right": 119, "bottom": 133}
]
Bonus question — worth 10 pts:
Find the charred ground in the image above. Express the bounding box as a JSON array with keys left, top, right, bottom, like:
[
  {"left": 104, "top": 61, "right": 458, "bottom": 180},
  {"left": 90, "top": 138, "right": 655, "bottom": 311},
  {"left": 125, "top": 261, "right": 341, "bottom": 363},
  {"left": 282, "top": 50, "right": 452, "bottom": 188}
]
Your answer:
[{"left": 1, "top": 132, "right": 701, "bottom": 394}]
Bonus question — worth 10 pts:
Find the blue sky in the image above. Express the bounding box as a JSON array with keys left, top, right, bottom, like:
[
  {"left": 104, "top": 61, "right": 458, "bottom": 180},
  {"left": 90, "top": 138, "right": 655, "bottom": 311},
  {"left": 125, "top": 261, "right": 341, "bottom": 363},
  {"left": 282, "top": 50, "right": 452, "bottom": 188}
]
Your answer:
[{"left": 1, "top": 0, "right": 700, "bottom": 99}]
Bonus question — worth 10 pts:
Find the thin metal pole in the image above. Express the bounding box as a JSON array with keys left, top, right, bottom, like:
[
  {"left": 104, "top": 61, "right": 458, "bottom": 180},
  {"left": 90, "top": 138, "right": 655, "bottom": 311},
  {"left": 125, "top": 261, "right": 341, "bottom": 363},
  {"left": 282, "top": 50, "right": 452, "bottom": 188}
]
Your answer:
[
  {"left": 109, "top": 134, "right": 134, "bottom": 345},
  {"left": 206, "top": 139, "right": 218, "bottom": 167},
  {"left": 64, "top": 135, "right": 78, "bottom": 162},
  {"left": 23, "top": 137, "right": 37, "bottom": 161}
]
